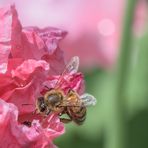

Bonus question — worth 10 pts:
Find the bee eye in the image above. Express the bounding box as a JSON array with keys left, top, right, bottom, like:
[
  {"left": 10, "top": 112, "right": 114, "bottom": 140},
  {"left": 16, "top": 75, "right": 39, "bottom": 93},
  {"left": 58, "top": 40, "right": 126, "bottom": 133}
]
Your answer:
[{"left": 40, "top": 103, "right": 46, "bottom": 112}]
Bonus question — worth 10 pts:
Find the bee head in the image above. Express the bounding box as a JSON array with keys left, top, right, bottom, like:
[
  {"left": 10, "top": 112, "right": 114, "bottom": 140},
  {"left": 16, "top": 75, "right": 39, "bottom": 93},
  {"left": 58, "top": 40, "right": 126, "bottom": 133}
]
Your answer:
[{"left": 37, "top": 97, "right": 47, "bottom": 113}]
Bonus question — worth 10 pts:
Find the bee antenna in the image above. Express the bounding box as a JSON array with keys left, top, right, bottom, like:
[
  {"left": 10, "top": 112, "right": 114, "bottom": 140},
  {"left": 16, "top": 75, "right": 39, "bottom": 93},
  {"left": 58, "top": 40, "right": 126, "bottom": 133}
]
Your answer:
[
  {"left": 22, "top": 103, "right": 33, "bottom": 106},
  {"left": 44, "top": 85, "right": 52, "bottom": 90}
]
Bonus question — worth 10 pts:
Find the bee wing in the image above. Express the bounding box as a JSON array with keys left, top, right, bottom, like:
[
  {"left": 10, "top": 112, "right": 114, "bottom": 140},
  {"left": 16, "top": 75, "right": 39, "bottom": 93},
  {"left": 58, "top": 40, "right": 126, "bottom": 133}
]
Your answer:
[
  {"left": 59, "top": 93, "right": 97, "bottom": 107},
  {"left": 63, "top": 56, "right": 79, "bottom": 75},
  {"left": 80, "top": 93, "right": 97, "bottom": 107},
  {"left": 55, "top": 56, "right": 79, "bottom": 88}
]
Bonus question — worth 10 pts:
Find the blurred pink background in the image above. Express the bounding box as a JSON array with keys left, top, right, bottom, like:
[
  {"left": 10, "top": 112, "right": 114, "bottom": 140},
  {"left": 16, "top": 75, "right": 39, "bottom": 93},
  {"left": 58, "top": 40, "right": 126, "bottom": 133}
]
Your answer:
[{"left": 0, "top": 0, "right": 146, "bottom": 69}]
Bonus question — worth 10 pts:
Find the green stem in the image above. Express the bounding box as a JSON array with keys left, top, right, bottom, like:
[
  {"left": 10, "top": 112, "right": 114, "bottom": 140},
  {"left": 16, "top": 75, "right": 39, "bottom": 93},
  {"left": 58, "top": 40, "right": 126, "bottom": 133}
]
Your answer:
[
  {"left": 117, "top": 0, "right": 137, "bottom": 148},
  {"left": 117, "top": 0, "right": 137, "bottom": 94},
  {"left": 116, "top": 0, "right": 137, "bottom": 147},
  {"left": 105, "top": 0, "right": 138, "bottom": 148}
]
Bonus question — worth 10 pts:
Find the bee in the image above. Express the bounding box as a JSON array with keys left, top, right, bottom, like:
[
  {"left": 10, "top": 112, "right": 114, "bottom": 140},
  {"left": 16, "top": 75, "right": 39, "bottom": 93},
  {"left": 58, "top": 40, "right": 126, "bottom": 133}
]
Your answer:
[{"left": 35, "top": 56, "right": 97, "bottom": 125}]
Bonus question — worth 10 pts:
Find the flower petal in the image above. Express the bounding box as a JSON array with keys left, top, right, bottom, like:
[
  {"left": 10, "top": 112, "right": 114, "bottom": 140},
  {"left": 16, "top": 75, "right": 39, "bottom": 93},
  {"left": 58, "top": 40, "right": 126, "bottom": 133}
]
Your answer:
[
  {"left": 24, "top": 26, "right": 67, "bottom": 55},
  {"left": 44, "top": 73, "right": 85, "bottom": 95},
  {"left": 0, "top": 99, "right": 64, "bottom": 148},
  {"left": 0, "top": 5, "right": 21, "bottom": 73},
  {"left": 23, "top": 27, "right": 66, "bottom": 75},
  {"left": 11, "top": 59, "right": 49, "bottom": 80},
  {"left": 0, "top": 59, "right": 50, "bottom": 114},
  {"left": 0, "top": 60, "right": 49, "bottom": 114}
]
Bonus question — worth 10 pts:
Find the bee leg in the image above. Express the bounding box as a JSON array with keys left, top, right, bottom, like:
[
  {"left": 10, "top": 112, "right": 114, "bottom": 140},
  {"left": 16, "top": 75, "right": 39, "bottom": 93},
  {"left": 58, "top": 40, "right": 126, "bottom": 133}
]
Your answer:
[
  {"left": 32, "top": 108, "right": 38, "bottom": 115},
  {"left": 67, "top": 89, "right": 73, "bottom": 94},
  {"left": 60, "top": 118, "right": 72, "bottom": 124},
  {"left": 40, "top": 114, "right": 49, "bottom": 126},
  {"left": 45, "top": 108, "right": 51, "bottom": 115}
]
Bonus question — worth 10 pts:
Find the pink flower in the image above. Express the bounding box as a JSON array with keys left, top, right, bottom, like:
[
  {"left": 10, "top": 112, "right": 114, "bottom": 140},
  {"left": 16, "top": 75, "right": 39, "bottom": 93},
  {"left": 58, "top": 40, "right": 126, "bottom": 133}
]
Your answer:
[
  {"left": 0, "top": 99, "right": 64, "bottom": 148},
  {"left": 0, "top": 4, "right": 85, "bottom": 147},
  {"left": 0, "top": 0, "right": 124, "bottom": 68},
  {"left": 1, "top": 0, "right": 146, "bottom": 69}
]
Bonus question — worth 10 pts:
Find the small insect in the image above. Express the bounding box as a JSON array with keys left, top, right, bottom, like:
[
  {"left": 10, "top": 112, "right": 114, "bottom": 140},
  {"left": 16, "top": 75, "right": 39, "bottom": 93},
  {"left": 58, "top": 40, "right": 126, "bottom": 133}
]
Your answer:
[
  {"left": 22, "top": 121, "right": 32, "bottom": 127},
  {"left": 35, "top": 56, "right": 97, "bottom": 125}
]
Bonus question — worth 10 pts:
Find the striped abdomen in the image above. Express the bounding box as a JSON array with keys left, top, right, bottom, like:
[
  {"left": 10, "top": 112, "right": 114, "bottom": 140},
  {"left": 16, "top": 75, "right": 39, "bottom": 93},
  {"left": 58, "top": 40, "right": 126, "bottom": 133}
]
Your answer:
[{"left": 67, "top": 106, "right": 86, "bottom": 125}]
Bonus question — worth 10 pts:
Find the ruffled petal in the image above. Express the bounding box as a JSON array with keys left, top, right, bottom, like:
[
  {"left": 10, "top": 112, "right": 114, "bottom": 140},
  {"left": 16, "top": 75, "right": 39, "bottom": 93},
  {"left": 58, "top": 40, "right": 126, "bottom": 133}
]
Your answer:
[
  {"left": 0, "top": 99, "right": 64, "bottom": 148},
  {"left": 24, "top": 26, "right": 67, "bottom": 55},
  {"left": 23, "top": 27, "right": 66, "bottom": 75},
  {"left": 44, "top": 73, "right": 85, "bottom": 95},
  {"left": 0, "top": 4, "right": 66, "bottom": 75},
  {"left": 0, "top": 5, "right": 21, "bottom": 73},
  {"left": 11, "top": 59, "right": 49, "bottom": 80},
  {"left": 0, "top": 60, "right": 49, "bottom": 114}
]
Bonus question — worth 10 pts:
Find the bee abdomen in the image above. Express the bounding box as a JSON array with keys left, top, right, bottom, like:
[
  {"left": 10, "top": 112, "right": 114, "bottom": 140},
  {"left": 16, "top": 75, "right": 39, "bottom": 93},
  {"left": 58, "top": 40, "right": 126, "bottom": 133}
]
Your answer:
[{"left": 67, "top": 106, "right": 86, "bottom": 125}]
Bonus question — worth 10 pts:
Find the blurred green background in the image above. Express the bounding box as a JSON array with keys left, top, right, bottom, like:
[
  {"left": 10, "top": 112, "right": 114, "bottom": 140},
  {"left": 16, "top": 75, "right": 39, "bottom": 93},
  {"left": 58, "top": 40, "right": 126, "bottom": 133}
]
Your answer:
[{"left": 54, "top": 0, "right": 148, "bottom": 148}]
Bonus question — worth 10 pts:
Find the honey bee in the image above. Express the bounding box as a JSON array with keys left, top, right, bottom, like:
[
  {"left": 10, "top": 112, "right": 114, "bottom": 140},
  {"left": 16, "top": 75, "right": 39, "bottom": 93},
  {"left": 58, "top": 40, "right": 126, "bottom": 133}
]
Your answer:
[{"left": 35, "top": 56, "right": 97, "bottom": 125}]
